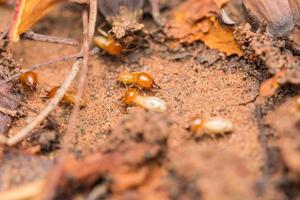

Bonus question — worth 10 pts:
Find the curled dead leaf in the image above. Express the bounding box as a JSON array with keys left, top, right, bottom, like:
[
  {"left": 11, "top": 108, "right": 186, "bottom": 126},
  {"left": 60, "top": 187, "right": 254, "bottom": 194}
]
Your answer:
[
  {"left": 165, "top": 0, "right": 242, "bottom": 56},
  {"left": 9, "top": 0, "right": 67, "bottom": 41}
]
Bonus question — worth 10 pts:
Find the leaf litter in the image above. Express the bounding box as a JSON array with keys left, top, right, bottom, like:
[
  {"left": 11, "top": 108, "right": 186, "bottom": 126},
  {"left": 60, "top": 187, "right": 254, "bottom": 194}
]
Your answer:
[{"left": 1, "top": 0, "right": 300, "bottom": 199}]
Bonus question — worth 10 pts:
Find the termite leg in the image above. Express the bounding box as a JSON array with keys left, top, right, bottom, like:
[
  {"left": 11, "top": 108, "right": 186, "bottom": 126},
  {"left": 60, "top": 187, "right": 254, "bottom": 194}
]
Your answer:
[
  {"left": 154, "top": 82, "right": 161, "bottom": 89},
  {"left": 137, "top": 86, "right": 145, "bottom": 95},
  {"left": 97, "top": 27, "right": 109, "bottom": 37}
]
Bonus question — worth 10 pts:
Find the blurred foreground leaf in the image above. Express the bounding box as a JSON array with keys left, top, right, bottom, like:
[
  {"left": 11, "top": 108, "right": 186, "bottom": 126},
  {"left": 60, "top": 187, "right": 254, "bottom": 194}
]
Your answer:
[{"left": 9, "top": 0, "right": 66, "bottom": 41}]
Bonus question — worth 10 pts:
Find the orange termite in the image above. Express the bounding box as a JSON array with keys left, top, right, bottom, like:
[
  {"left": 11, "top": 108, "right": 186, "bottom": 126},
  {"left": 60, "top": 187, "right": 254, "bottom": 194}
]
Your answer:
[
  {"left": 47, "top": 86, "right": 87, "bottom": 107},
  {"left": 19, "top": 71, "right": 38, "bottom": 90},
  {"left": 93, "top": 28, "right": 124, "bottom": 56},
  {"left": 260, "top": 69, "right": 286, "bottom": 97},
  {"left": 118, "top": 71, "right": 160, "bottom": 90},
  {"left": 93, "top": 35, "right": 123, "bottom": 56},
  {"left": 122, "top": 88, "right": 167, "bottom": 112},
  {"left": 189, "top": 116, "right": 233, "bottom": 136}
]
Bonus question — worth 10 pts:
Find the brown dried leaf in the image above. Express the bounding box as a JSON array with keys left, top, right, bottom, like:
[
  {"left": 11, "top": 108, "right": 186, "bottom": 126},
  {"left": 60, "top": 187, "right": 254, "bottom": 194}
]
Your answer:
[
  {"left": 193, "top": 17, "right": 243, "bottom": 56},
  {"left": 166, "top": 0, "right": 222, "bottom": 39},
  {"left": 165, "top": 0, "right": 242, "bottom": 56},
  {"left": 9, "top": 0, "right": 66, "bottom": 41}
]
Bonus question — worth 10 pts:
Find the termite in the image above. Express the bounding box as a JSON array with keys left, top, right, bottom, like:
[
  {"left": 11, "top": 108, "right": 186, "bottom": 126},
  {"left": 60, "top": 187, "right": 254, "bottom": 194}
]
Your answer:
[
  {"left": 189, "top": 116, "right": 233, "bottom": 137},
  {"left": 117, "top": 71, "right": 160, "bottom": 90},
  {"left": 259, "top": 69, "right": 286, "bottom": 97},
  {"left": 19, "top": 71, "right": 38, "bottom": 91},
  {"left": 93, "top": 31, "right": 124, "bottom": 56},
  {"left": 47, "top": 86, "right": 87, "bottom": 107},
  {"left": 122, "top": 88, "right": 167, "bottom": 112}
]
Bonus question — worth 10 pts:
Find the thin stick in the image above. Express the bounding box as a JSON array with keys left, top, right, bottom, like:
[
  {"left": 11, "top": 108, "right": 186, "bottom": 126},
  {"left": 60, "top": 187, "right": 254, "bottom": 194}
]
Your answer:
[
  {"left": 0, "top": 47, "right": 99, "bottom": 87},
  {"left": 0, "top": 53, "right": 80, "bottom": 87},
  {"left": 6, "top": 58, "right": 83, "bottom": 146},
  {"left": 22, "top": 31, "right": 79, "bottom": 46},
  {"left": 0, "top": 106, "right": 18, "bottom": 117},
  {"left": 40, "top": 6, "right": 93, "bottom": 200},
  {"left": 63, "top": 9, "right": 91, "bottom": 149},
  {"left": 0, "top": 180, "right": 44, "bottom": 200},
  {"left": 88, "top": 0, "right": 97, "bottom": 43},
  {"left": 149, "top": 0, "right": 165, "bottom": 26}
]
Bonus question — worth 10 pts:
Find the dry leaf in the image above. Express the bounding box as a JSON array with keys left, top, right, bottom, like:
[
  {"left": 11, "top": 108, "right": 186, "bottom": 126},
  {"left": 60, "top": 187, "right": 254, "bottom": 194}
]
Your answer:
[
  {"left": 166, "top": 0, "right": 229, "bottom": 39},
  {"left": 9, "top": 0, "right": 66, "bottom": 41},
  {"left": 166, "top": 0, "right": 220, "bottom": 39},
  {"left": 165, "top": 0, "right": 242, "bottom": 56}
]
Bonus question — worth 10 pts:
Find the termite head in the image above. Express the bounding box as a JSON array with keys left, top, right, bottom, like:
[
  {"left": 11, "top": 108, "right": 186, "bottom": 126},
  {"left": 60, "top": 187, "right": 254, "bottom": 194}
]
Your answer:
[
  {"left": 93, "top": 35, "right": 124, "bottom": 56},
  {"left": 19, "top": 71, "right": 38, "bottom": 91},
  {"left": 47, "top": 86, "right": 60, "bottom": 99},
  {"left": 122, "top": 88, "right": 139, "bottom": 105},
  {"left": 189, "top": 116, "right": 205, "bottom": 134}
]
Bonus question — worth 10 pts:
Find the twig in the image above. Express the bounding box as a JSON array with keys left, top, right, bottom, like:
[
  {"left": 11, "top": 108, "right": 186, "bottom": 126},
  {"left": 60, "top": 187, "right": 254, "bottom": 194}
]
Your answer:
[
  {"left": 149, "top": 0, "right": 165, "bottom": 26},
  {"left": 63, "top": 9, "right": 90, "bottom": 149},
  {"left": 0, "top": 106, "right": 18, "bottom": 117},
  {"left": 88, "top": 0, "right": 97, "bottom": 43},
  {"left": 6, "top": 58, "right": 83, "bottom": 146},
  {"left": 0, "top": 180, "right": 44, "bottom": 200},
  {"left": 237, "top": 94, "right": 259, "bottom": 106},
  {"left": 41, "top": 4, "right": 95, "bottom": 199},
  {"left": 0, "top": 53, "right": 80, "bottom": 87},
  {"left": 62, "top": 0, "right": 97, "bottom": 148},
  {"left": 21, "top": 31, "right": 79, "bottom": 46},
  {"left": 0, "top": 47, "right": 99, "bottom": 88}
]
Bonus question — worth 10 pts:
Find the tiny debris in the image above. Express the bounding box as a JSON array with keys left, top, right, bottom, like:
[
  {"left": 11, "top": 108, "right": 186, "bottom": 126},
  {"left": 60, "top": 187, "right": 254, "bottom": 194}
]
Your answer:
[
  {"left": 122, "top": 88, "right": 167, "bottom": 112},
  {"left": 98, "top": 0, "right": 144, "bottom": 39}
]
